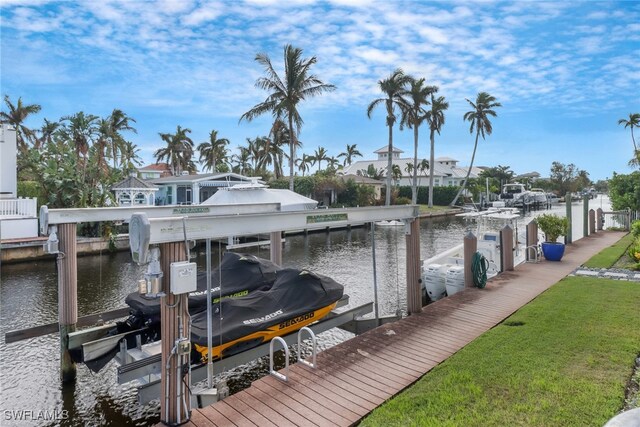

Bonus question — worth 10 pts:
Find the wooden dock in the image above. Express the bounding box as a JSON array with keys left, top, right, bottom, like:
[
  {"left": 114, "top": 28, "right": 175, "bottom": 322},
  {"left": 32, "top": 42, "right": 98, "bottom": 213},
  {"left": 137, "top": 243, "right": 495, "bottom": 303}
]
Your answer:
[{"left": 183, "top": 231, "right": 625, "bottom": 427}]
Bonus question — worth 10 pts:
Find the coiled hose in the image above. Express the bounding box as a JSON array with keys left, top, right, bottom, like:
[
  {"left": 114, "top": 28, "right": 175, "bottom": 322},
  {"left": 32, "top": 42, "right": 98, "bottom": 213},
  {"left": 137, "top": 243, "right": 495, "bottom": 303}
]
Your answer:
[{"left": 472, "top": 251, "right": 489, "bottom": 289}]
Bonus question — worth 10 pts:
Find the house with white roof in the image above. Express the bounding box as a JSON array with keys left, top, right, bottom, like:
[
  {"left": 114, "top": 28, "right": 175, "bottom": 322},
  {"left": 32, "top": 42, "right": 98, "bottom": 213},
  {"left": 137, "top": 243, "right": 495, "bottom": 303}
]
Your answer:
[
  {"left": 340, "top": 147, "right": 481, "bottom": 188},
  {"left": 149, "top": 172, "right": 263, "bottom": 205}
]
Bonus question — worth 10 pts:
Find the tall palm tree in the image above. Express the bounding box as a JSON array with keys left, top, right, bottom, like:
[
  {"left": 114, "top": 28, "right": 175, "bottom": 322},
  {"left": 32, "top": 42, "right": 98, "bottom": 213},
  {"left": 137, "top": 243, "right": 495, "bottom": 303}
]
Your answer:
[
  {"left": 36, "top": 118, "right": 60, "bottom": 150},
  {"left": 197, "top": 130, "right": 229, "bottom": 173},
  {"left": 450, "top": 92, "right": 501, "bottom": 206},
  {"left": 367, "top": 68, "right": 412, "bottom": 205},
  {"left": 0, "top": 95, "right": 41, "bottom": 153},
  {"left": 618, "top": 113, "right": 640, "bottom": 153},
  {"left": 240, "top": 44, "right": 336, "bottom": 191},
  {"left": 326, "top": 156, "right": 340, "bottom": 170},
  {"left": 418, "top": 159, "right": 429, "bottom": 188},
  {"left": 338, "top": 143, "right": 363, "bottom": 166},
  {"left": 154, "top": 125, "right": 194, "bottom": 176},
  {"left": 312, "top": 146, "right": 329, "bottom": 172},
  {"left": 425, "top": 94, "right": 449, "bottom": 207},
  {"left": 269, "top": 119, "right": 290, "bottom": 179},
  {"left": 296, "top": 153, "right": 313, "bottom": 177},
  {"left": 60, "top": 111, "right": 99, "bottom": 162},
  {"left": 401, "top": 77, "right": 438, "bottom": 204},
  {"left": 120, "top": 140, "right": 143, "bottom": 173},
  {"left": 107, "top": 109, "right": 136, "bottom": 170},
  {"left": 231, "top": 147, "right": 251, "bottom": 175}
]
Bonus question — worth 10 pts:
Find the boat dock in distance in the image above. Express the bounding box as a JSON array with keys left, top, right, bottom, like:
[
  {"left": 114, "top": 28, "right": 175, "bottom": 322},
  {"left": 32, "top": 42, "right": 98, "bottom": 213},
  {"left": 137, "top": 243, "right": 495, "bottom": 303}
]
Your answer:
[{"left": 182, "top": 231, "right": 624, "bottom": 427}]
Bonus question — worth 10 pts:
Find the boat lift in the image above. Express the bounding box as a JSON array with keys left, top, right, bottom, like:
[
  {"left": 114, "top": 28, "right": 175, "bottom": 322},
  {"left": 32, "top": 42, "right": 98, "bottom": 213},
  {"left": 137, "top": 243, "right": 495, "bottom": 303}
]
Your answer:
[{"left": 28, "top": 203, "right": 422, "bottom": 426}]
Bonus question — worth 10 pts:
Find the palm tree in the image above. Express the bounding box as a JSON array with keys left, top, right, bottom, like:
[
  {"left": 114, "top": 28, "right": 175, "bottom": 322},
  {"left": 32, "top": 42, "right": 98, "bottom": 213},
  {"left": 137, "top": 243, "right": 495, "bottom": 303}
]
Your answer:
[
  {"left": 240, "top": 44, "right": 336, "bottom": 191},
  {"left": 231, "top": 147, "right": 251, "bottom": 175},
  {"left": 425, "top": 94, "right": 449, "bottom": 207},
  {"left": 0, "top": 95, "right": 41, "bottom": 153},
  {"left": 36, "top": 118, "right": 60, "bottom": 150},
  {"left": 120, "top": 140, "right": 143, "bottom": 173},
  {"left": 269, "top": 119, "right": 290, "bottom": 179},
  {"left": 154, "top": 126, "right": 195, "bottom": 176},
  {"left": 296, "top": 153, "right": 313, "bottom": 177},
  {"left": 197, "top": 130, "right": 229, "bottom": 173},
  {"left": 450, "top": 92, "right": 501, "bottom": 206},
  {"left": 401, "top": 77, "right": 438, "bottom": 204},
  {"left": 60, "top": 111, "right": 99, "bottom": 162},
  {"left": 358, "top": 164, "right": 385, "bottom": 180},
  {"left": 418, "top": 159, "right": 429, "bottom": 188},
  {"left": 312, "top": 146, "right": 329, "bottom": 172},
  {"left": 367, "top": 68, "right": 412, "bottom": 205},
  {"left": 391, "top": 164, "right": 402, "bottom": 187},
  {"left": 618, "top": 113, "right": 640, "bottom": 153},
  {"left": 107, "top": 109, "right": 137, "bottom": 170},
  {"left": 338, "top": 143, "right": 363, "bottom": 166},
  {"left": 326, "top": 156, "right": 340, "bottom": 170}
]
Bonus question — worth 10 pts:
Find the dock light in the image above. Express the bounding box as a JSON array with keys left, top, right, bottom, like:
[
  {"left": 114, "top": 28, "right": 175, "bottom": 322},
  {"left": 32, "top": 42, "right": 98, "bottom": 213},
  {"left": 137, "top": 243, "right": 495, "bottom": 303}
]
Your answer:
[{"left": 144, "top": 247, "right": 164, "bottom": 298}]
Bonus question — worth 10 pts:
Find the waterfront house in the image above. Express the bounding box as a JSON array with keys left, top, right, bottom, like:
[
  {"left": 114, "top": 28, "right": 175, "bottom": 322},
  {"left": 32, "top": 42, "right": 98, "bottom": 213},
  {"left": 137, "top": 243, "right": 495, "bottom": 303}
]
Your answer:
[
  {"left": 340, "top": 147, "right": 481, "bottom": 188},
  {"left": 150, "top": 173, "right": 263, "bottom": 205},
  {"left": 138, "top": 163, "right": 172, "bottom": 179}
]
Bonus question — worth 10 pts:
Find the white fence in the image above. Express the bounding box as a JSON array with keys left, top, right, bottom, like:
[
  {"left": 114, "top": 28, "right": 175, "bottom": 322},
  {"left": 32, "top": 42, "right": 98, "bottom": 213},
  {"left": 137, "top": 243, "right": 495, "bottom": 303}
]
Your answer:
[{"left": 0, "top": 198, "right": 37, "bottom": 218}]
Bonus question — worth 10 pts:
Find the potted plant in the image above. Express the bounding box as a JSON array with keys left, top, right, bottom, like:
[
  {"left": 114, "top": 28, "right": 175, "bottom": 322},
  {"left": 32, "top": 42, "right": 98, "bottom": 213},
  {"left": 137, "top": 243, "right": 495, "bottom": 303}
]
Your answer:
[{"left": 536, "top": 213, "right": 569, "bottom": 261}]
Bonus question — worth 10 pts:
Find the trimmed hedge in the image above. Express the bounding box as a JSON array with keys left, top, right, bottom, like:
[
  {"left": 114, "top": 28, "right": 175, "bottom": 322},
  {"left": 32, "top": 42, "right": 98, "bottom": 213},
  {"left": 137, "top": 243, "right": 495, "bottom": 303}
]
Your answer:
[{"left": 397, "top": 185, "right": 459, "bottom": 206}]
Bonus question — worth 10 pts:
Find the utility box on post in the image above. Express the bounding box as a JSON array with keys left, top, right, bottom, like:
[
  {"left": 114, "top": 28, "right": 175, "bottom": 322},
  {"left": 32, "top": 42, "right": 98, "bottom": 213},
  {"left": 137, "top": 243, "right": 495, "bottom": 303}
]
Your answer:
[{"left": 169, "top": 261, "right": 197, "bottom": 294}]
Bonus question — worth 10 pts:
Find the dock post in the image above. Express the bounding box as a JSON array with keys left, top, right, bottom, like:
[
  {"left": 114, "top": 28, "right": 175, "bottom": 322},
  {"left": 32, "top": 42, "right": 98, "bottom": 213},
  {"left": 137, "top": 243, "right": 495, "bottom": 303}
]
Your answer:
[
  {"left": 583, "top": 195, "right": 589, "bottom": 238},
  {"left": 270, "top": 231, "right": 283, "bottom": 266},
  {"left": 501, "top": 225, "right": 514, "bottom": 271},
  {"left": 565, "top": 192, "right": 572, "bottom": 244},
  {"left": 596, "top": 208, "right": 604, "bottom": 231},
  {"left": 405, "top": 219, "right": 421, "bottom": 314},
  {"left": 57, "top": 223, "right": 77, "bottom": 383},
  {"left": 589, "top": 209, "right": 596, "bottom": 234},
  {"left": 159, "top": 242, "right": 190, "bottom": 426},
  {"left": 463, "top": 231, "right": 477, "bottom": 288},
  {"left": 526, "top": 221, "right": 538, "bottom": 261}
]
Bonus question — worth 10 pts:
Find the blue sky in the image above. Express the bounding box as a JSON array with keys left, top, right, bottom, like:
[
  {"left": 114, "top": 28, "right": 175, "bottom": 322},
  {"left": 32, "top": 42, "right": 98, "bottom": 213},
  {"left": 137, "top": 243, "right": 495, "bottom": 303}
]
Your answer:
[{"left": 1, "top": 0, "right": 639, "bottom": 181}]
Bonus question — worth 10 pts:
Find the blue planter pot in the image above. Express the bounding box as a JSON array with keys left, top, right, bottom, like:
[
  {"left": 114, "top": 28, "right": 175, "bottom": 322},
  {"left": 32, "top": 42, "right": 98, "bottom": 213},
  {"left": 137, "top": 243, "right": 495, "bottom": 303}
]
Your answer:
[{"left": 541, "top": 242, "right": 565, "bottom": 261}]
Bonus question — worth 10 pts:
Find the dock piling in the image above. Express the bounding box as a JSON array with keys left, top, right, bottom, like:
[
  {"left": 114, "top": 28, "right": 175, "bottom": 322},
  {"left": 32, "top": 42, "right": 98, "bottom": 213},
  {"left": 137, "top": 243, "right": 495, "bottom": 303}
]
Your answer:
[
  {"left": 596, "top": 208, "right": 604, "bottom": 231},
  {"left": 57, "top": 223, "right": 77, "bottom": 383},
  {"left": 500, "top": 225, "right": 514, "bottom": 272},
  {"left": 565, "top": 192, "right": 573, "bottom": 244},
  {"left": 583, "top": 195, "right": 589, "bottom": 238},
  {"left": 589, "top": 209, "right": 596, "bottom": 235},
  {"left": 526, "top": 221, "right": 538, "bottom": 262},
  {"left": 463, "top": 231, "right": 477, "bottom": 287},
  {"left": 405, "top": 219, "right": 421, "bottom": 314}
]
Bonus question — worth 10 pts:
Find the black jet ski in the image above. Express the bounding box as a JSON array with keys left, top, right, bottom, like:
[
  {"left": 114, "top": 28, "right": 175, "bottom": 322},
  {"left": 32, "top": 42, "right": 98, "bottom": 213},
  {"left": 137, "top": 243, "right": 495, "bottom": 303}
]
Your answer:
[
  {"left": 191, "top": 268, "right": 344, "bottom": 363},
  {"left": 123, "top": 252, "right": 280, "bottom": 329}
]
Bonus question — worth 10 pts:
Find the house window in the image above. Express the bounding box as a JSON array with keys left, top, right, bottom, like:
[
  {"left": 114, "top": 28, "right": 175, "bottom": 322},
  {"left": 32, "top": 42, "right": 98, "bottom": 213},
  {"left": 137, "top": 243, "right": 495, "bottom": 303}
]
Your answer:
[
  {"left": 134, "top": 193, "right": 146, "bottom": 205},
  {"left": 166, "top": 187, "right": 172, "bottom": 204},
  {"left": 177, "top": 185, "right": 192, "bottom": 205}
]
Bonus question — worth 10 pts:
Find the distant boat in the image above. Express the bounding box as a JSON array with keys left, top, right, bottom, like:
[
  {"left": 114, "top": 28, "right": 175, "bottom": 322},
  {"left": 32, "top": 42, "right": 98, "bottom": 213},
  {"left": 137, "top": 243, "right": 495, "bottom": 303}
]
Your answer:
[
  {"left": 375, "top": 220, "right": 404, "bottom": 227},
  {"left": 529, "top": 188, "right": 548, "bottom": 204},
  {"left": 499, "top": 183, "right": 531, "bottom": 207}
]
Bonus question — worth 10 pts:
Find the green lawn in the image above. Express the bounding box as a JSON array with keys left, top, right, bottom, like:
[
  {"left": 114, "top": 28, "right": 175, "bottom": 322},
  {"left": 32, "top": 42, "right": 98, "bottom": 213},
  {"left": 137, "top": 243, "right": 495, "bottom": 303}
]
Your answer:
[
  {"left": 360, "top": 277, "right": 640, "bottom": 427},
  {"left": 418, "top": 205, "right": 456, "bottom": 214},
  {"left": 583, "top": 233, "right": 634, "bottom": 269}
]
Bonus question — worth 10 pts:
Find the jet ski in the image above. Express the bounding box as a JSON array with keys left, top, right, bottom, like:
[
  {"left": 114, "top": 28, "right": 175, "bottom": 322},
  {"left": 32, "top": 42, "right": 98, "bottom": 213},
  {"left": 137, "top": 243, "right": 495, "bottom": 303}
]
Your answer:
[
  {"left": 123, "top": 252, "right": 280, "bottom": 330},
  {"left": 191, "top": 268, "right": 344, "bottom": 363}
]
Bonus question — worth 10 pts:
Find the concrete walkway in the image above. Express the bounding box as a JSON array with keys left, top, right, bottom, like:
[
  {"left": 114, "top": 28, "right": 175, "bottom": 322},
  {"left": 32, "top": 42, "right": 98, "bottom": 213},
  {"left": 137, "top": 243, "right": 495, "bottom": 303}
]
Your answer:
[{"left": 181, "top": 231, "right": 626, "bottom": 427}]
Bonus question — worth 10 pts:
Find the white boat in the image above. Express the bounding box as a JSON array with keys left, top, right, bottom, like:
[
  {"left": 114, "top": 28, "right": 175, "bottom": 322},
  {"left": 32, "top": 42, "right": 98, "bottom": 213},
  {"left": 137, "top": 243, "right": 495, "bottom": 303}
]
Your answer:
[
  {"left": 499, "top": 183, "right": 531, "bottom": 208},
  {"left": 375, "top": 220, "right": 404, "bottom": 227},
  {"left": 529, "top": 188, "right": 548, "bottom": 204},
  {"left": 421, "top": 208, "right": 525, "bottom": 302}
]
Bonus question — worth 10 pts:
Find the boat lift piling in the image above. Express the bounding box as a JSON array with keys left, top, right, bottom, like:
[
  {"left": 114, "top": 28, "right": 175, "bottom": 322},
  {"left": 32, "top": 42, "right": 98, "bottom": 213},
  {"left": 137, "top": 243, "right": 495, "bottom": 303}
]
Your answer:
[
  {"left": 270, "top": 231, "right": 283, "bottom": 265},
  {"left": 405, "top": 218, "right": 422, "bottom": 314},
  {"left": 589, "top": 209, "right": 596, "bottom": 235},
  {"left": 500, "top": 225, "right": 515, "bottom": 272},
  {"left": 463, "top": 231, "right": 477, "bottom": 288},
  {"left": 58, "top": 223, "right": 78, "bottom": 383},
  {"left": 597, "top": 208, "right": 604, "bottom": 231}
]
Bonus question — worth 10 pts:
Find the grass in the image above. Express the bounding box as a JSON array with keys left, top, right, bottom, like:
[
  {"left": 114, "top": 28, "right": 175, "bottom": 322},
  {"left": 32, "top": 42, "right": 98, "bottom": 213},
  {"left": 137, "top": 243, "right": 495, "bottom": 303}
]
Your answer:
[
  {"left": 418, "top": 205, "right": 456, "bottom": 214},
  {"left": 583, "top": 233, "right": 635, "bottom": 269},
  {"left": 360, "top": 277, "right": 640, "bottom": 427}
]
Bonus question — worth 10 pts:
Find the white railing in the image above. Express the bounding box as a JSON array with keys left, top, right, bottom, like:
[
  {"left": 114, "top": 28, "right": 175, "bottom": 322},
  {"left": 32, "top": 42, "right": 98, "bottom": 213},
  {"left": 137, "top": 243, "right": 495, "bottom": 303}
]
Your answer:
[{"left": 0, "top": 198, "right": 37, "bottom": 218}]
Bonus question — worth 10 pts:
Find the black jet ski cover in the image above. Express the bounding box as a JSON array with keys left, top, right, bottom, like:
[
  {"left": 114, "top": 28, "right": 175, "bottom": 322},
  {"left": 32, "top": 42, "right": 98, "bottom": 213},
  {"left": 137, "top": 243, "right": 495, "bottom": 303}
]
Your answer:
[
  {"left": 125, "top": 252, "right": 280, "bottom": 319},
  {"left": 191, "top": 268, "right": 344, "bottom": 347}
]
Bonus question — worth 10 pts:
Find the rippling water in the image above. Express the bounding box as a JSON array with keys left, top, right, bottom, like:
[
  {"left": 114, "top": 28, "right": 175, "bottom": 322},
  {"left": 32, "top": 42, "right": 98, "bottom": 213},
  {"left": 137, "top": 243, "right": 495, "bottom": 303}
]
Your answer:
[{"left": 0, "top": 197, "right": 609, "bottom": 426}]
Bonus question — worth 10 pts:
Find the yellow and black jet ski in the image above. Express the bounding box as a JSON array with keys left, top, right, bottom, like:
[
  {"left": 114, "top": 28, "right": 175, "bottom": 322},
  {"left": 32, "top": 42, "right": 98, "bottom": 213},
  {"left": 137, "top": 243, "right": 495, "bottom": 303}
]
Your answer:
[{"left": 191, "top": 268, "right": 344, "bottom": 362}]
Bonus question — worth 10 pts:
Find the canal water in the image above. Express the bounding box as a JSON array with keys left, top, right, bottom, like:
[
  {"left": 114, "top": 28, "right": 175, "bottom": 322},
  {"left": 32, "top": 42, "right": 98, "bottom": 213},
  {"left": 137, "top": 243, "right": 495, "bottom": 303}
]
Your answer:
[{"left": 0, "top": 196, "right": 610, "bottom": 426}]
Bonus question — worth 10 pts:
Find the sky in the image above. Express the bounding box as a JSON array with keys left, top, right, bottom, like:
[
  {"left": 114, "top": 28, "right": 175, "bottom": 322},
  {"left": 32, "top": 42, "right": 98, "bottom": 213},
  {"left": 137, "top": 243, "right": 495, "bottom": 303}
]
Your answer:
[{"left": 1, "top": 0, "right": 639, "bottom": 181}]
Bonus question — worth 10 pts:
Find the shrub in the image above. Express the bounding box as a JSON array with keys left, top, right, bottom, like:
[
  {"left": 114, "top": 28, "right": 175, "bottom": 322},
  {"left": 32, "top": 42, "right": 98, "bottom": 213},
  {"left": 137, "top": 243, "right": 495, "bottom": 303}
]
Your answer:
[
  {"left": 628, "top": 236, "right": 640, "bottom": 265},
  {"left": 631, "top": 220, "right": 640, "bottom": 238},
  {"left": 536, "top": 213, "right": 569, "bottom": 242},
  {"left": 396, "top": 185, "right": 460, "bottom": 205},
  {"left": 394, "top": 196, "right": 411, "bottom": 205}
]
